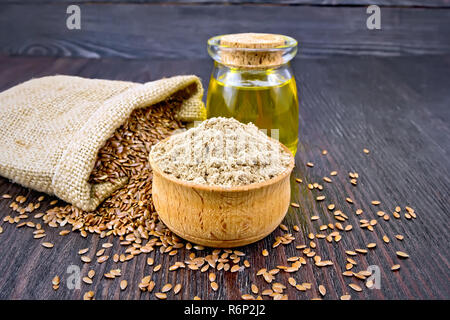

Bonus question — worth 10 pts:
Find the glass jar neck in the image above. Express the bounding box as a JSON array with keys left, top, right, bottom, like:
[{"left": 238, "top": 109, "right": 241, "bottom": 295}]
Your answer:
[{"left": 212, "top": 62, "right": 294, "bottom": 88}]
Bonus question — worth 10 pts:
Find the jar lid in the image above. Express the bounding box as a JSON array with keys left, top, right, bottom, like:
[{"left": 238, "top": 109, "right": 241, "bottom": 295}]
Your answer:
[{"left": 208, "top": 33, "right": 297, "bottom": 69}]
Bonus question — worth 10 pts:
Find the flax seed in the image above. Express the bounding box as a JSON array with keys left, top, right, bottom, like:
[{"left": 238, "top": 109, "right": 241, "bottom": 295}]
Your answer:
[
  {"left": 396, "top": 251, "right": 409, "bottom": 258},
  {"left": 211, "top": 282, "right": 219, "bottom": 291},
  {"left": 174, "top": 284, "right": 182, "bottom": 294},
  {"left": 319, "top": 285, "right": 326, "bottom": 296},
  {"left": 391, "top": 264, "right": 401, "bottom": 271},
  {"left": 349, "top": 283, "right": 362, "bottom": 292},
  {"left": 161, "top": 283, "right": 172, "bottom": 293},
  {"left": 155, "top": 292, "right": 167, "bottom": 300},
  {"left": 42, "top": 242, "right": 54, "bottom": 248}
]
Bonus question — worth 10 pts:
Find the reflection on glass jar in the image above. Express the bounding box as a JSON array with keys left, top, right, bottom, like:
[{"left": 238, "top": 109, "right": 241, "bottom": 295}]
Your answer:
[{"left": 206, "top": 33, "right": 299, "bottom": 155}]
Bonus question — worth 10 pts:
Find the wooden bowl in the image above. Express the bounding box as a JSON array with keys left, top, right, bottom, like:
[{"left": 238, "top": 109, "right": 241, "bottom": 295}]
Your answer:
[{"left": 149, "top": 142, "right": 295, "bottom": 248}]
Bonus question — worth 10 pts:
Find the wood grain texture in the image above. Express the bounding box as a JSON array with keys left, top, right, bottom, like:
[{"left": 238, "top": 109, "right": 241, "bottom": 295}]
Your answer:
[
  {"left": 1, "top": 4, "right": 450, "bottom": 59},
  {"left": 3, "top": 1, "right": 450, "bottom": 8},
  {"left": 0, "top": 54, "right": 449, "bottom": 300}
]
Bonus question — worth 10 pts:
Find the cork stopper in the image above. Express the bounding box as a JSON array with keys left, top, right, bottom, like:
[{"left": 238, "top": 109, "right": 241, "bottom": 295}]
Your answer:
[{"left": 219, "top": 33, "right": 287, "bottom": 69}]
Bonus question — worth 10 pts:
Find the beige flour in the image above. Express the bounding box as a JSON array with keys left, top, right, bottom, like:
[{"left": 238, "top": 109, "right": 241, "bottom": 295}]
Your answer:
[{"left": 150, "top": 117, "right": 292, "bottom": 187}]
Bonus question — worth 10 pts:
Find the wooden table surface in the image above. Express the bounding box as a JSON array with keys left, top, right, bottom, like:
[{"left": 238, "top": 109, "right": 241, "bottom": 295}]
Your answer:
[{"left": 0, "top": 54, "right": 448, "bottom": 300}]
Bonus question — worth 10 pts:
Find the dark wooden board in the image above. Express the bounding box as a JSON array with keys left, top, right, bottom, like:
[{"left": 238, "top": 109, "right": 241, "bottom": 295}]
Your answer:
[
  {"left": 0, "top": 54, "right": 449, "bottom": 300},
  {"left": 1, "top": 4, "right": 450, "bottom": 59},
  {"left": 3, "top": 1, "right": 450, "bottom": 8}
]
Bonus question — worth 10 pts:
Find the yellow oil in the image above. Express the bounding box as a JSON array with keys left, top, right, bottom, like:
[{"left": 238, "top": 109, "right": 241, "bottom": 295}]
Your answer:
[{"left": 206, "top": 69, "right": 299, "bottom": 155}]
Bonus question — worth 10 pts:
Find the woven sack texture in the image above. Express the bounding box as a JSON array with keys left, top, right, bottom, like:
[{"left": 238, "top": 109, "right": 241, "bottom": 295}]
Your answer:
[{"left": 0, "top": 75, "right": 205, "bottom": 211}]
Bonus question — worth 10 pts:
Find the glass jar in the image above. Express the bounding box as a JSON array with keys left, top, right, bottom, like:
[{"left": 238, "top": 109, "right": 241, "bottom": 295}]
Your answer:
[{"left": 206, "top": 33, "right": 299, "bottom": 155}]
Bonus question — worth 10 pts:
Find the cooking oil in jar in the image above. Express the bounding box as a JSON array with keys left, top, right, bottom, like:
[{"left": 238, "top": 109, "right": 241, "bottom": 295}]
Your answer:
[
  {"left": 206, "top": 33, "right": 299, "bottom": 155},
  {"left": 206, "top": 66, "right": 299, "bottom": 155}
]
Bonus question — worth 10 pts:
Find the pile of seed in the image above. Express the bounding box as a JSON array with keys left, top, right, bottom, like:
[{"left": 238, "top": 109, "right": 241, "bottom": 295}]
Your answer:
[{"left": 0, "top": 104, "right": 417, "bottom": 300}]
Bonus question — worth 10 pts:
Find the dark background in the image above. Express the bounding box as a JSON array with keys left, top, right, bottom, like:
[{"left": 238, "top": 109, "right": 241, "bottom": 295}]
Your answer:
[
  {"left": 0, "top": 1, "right": 449, "bottom": 300},
  {"left": 1, "top": 0, "right": 450, "bottom": 58}
]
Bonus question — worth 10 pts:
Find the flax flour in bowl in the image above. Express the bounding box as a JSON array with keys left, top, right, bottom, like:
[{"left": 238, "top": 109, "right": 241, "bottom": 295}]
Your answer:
[{"left": 149, "top": 117, "right": 295, "bottom": 247}]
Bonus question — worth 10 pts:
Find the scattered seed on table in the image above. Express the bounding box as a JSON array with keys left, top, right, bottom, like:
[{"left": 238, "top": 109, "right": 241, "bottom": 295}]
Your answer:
[
  {"left": 211, "top": 282, "right": 219, "bottom": 291},
  {"left": 391, "top": 264, "right": 401, "bottom": 271},
  {"left": 349, "top": 283, "right": 362, "bottom": 292},
  {"left": 161, "top": 283, "right": 172, "bottom": 293},
  {"left": 174, "top": 284, "right": 182, "bottom": 295},
  {"left": 382, "top": 235, "right": 390, "bottom": 243},
  {"left": 295, "top": 178, "right": 302, "bottom": 183},
  {"left": 83, "top": 291, "right": 94, "bottom": 300},
  {"left": 262, "top": 249, "right": 268, "bottom": 257},
  {"left": 322, "top": 150, "right": 328, "bottom": 155},
  {"left": 319, "top": 285, "right": 326, "bottom": 296},
  {"left": 367, "top": 243, "right": 376, "bottom": 249},
  {"left": 376, "top": 211, "right": 385, "bottom": 217},
  {"left": 291, "top": 202, "right": 300, "bottom": 208},
  {"left": 81, "top": 256, "right": 91, "bottom": 263},
  {"left": 231, "top": 265, "right": 240, "bottom": 272},
  {"left": 59, "top": 230, "right": 70, "bottom": 236},
  {"left": 88, "top": 270, "right": 95, "bottom": 279},
  {"left": 330, "top": 171, "right": 337, "bottom": 176},
  {"left": 155, "top": 292, "right": 167, "bottom": 300},
  {"left": 395, "top": 235, "right": 404, "bottom": 241},
  {"left": 82, "top": 277, "right": 93, "bottom": 285},
  {"left": 340, "top": 294, "right": 351, "bottom": 300},
  {"left": 42, "top": 242, "right": 54, "bottom": 248},
  {"left": 363, "top": 148, "right": 370, "bottom": 154},
  {"left": 316, "top": 196, "right": 325, "bottom": 201},
  {"left": 78, "top": 248, "right": 89, "bottom": 255},
  {"left": 306, "top": 162, "right": 314, "bottom": 167},
  {"left": 120, "top": 280, "right": 128, "bottom": 290},
  {"left": 311, "top": 216, "right": 319, "bottom": 221},
  {"left": 396, "top": 251, "right": 409, "bottom": 258},
  {"left": 346, "top": 198, "right": 353, "bottom": 204},
  {"left": 323, "top": 177, "right": 332, "bottom": 183},
  {"left": 154, "top": 264, "right": 161, "bottom": 272},
  {"left": 371, "top": 200, "right": 381, "bottom": 205},
  {"left": 97, "top": 255, "right": 109, "bottom": 263}
]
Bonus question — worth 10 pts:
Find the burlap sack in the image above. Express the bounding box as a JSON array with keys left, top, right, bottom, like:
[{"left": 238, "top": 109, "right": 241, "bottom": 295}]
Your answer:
[{"left": 0, "top": 75, "right": 205, "bottom": 211}]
